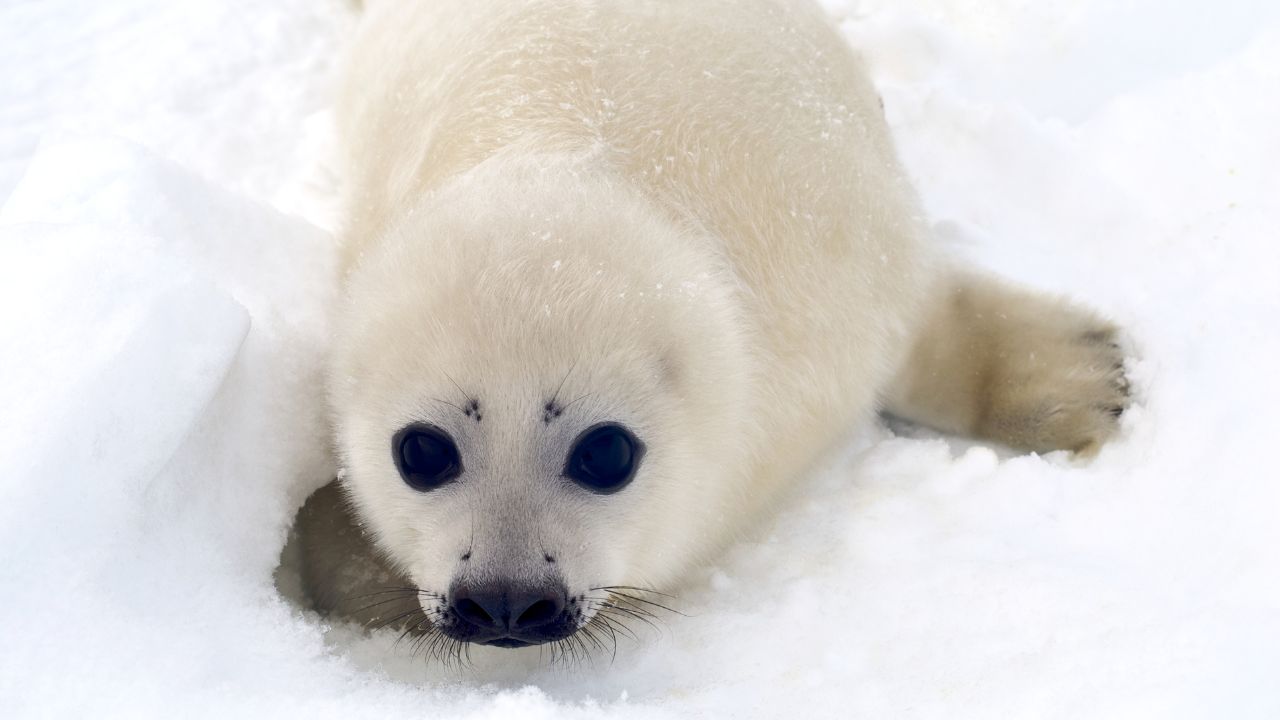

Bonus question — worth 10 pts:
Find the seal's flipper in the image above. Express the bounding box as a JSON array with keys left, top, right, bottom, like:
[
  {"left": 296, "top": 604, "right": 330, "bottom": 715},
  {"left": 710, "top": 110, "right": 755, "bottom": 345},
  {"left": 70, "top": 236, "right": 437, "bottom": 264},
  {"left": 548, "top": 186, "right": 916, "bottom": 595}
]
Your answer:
[{"left": 883, "top": 272, "right": 1129, "bottom": 456}]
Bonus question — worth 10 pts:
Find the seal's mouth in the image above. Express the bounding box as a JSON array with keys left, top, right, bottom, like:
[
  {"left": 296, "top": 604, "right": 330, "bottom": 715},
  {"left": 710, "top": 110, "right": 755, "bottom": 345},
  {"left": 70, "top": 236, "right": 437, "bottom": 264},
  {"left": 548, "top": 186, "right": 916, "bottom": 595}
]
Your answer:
[{"left": 482, "top": 637, "right": 536, "bottom": 649}]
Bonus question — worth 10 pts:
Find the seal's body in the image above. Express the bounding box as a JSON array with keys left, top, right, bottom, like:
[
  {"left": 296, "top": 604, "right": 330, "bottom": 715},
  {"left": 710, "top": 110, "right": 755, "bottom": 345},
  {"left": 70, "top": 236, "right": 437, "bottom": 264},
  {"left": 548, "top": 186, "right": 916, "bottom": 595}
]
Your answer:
[{"left": 301, "top": 0, "right": 1127, "bottom": 650}]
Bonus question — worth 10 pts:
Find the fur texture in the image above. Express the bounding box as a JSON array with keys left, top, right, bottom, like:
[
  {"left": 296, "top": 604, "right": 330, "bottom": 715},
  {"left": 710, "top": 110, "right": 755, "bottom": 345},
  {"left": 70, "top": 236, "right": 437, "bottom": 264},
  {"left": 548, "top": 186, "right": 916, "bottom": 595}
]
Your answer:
[{"left": 286, "top": 0, "right": 1128, "bottom": 640}]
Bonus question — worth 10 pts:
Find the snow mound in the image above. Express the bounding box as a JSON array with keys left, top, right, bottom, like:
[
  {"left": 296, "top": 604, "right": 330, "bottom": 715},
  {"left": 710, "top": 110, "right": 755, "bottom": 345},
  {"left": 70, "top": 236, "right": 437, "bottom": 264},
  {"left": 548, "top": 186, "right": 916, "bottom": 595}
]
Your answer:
[{"left": 0, "top": 137, "right": 343, "bottom": 715}]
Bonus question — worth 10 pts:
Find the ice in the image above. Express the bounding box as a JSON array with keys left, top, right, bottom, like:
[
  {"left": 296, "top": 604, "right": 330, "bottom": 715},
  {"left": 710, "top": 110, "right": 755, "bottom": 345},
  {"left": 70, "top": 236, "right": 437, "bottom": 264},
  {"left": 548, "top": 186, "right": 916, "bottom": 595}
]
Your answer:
[{"left": 2, "top": 0, "right": 1279, "bottom": 718}]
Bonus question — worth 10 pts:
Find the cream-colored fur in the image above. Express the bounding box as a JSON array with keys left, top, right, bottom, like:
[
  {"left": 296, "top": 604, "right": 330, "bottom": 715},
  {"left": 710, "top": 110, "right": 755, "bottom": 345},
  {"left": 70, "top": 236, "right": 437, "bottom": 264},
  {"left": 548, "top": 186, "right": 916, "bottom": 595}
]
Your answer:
[
  {"left": 290, "top": 0, "right": 1127, "bottom": 635},
  {"left": 886, "top": 273, "right": 1127, "bottom": 455}
]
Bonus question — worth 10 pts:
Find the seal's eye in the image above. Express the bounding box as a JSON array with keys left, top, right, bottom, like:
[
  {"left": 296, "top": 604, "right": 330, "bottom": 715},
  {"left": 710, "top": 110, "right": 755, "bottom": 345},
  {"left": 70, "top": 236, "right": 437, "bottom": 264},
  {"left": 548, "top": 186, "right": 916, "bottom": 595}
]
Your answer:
[
  {"left": 393, "top": 425, "right": 462, "bottom": 491},
  {"left": 565, "top": 423, "right": 643, "bottom": 493}
]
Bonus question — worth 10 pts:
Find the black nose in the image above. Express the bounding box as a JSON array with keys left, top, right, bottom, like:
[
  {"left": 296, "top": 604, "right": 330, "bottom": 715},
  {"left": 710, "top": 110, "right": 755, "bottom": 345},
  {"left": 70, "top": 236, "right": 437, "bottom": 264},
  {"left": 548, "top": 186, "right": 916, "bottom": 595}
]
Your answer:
[{"left": 449, "top": 582, "right": 567, "bottom": 640}]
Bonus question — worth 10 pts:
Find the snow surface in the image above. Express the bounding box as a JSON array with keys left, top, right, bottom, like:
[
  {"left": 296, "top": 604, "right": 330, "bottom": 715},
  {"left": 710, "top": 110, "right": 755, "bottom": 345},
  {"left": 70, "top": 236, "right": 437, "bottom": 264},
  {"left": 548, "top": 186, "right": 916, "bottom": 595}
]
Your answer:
[{"left": 2, "top": 0, "right": 1278, "bottom": 717}]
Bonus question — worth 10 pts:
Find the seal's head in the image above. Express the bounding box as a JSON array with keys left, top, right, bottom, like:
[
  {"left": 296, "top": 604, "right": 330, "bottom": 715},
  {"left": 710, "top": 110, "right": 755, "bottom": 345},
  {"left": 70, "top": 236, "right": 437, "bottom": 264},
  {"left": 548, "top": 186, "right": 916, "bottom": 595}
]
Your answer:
[{"left": 329, "top": 158, "right": 751, "bottom": 648}]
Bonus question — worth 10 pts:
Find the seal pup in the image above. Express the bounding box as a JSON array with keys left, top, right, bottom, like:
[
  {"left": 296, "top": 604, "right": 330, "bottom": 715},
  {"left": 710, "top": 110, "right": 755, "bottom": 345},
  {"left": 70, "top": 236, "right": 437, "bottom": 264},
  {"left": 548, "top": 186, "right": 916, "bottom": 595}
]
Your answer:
[{"left": 287, "top": 0, "right": 1128, "bottom": 653}]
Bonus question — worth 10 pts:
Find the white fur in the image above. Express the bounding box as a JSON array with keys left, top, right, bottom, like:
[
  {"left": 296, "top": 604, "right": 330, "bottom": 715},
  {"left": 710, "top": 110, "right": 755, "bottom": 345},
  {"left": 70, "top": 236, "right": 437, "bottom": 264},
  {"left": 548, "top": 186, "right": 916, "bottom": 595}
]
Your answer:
[{"left": 321, "top": 0, "right": 1123, "bottom": 626}]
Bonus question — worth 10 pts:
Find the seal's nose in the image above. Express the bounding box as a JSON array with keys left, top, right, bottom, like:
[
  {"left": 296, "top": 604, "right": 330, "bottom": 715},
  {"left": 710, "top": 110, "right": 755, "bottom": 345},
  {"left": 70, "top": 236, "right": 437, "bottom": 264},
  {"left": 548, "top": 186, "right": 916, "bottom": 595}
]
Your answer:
[{"left": 449, "top": 582, "right": 567, "bottom": 640}]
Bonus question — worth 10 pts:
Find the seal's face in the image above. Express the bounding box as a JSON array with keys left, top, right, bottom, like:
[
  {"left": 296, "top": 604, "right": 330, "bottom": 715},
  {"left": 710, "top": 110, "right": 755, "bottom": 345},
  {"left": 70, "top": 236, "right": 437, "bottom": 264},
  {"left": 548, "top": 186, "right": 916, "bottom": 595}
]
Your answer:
[
  {"left": 380, "top": 388, "right": 650, "bottom": 648},
  {"left": 329, "top": 164, "right": 751, "bottom": 648},
  {"left": 392, "top": 419, "right": 644, "bottom": 646},
  {"left": 367, "top": 340, "right": 670, "bottom": 646}
]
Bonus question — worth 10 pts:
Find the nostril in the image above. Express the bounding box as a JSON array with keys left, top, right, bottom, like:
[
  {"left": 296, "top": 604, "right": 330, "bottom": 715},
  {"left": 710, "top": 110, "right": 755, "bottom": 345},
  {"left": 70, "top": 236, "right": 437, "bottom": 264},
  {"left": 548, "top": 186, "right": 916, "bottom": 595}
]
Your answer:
[
  {"left": 514, "top": 597, "right": 562, "bottom": 629},
  {"left": 512, "top": 591, "right": 568, "bottom": 630},
  {"left": 453, "top": 598, "right": 495, "bottom": 627}
]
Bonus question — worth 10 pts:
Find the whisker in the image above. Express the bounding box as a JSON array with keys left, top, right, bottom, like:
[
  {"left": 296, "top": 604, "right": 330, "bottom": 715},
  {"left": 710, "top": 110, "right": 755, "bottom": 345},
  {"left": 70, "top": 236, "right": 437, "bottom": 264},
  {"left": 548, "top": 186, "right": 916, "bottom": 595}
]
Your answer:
[
  {"left": 603, "top": 591, "right": 686, "bottom": 616},
  {"left": 341, "top": 587, "right": 418, "bottom": 600},
  {"left": 369, "top": 606, "right": 428, "bottom": 633},
  {"left": 571, "top": 632, "right": 590, "bottom": 667},
  {"left": 578, "top": 624, "right": 605, "bottom": 656},
  {"left": 550, "top": 361, "right": 578, "bottom": 406},
  {"left": 591, "top": 596, "right": 660, "bottom": 620},
  {"left": 345, "top": 594, "right": 426, "bottom": 617},
  {"left": 419, "top": 632, "right": 442, "bottom": 664},
  {"left": 395, "top": 615, "right": 430, "bottom": 649},
  {"left": 551, "top": 638, "right": 566, "bottom": 666},
  {"left": 342, "top": 586, "right": 442, "bottom": 602},
  {"left": 406, "top": 622, "right": 434, "bottom": 656},
  {"left": 589, "top": 617, "right": 619, "bottom": 663},
  {"left": 431, "top": 397, "right": 467, "bottom": 413},
  {"left": 550, "top": 638, "right": 565, "bottom": 666},
  {"left": 442, "top": 371, "right": 469, "bottom": 402},
  {"left": 591, "top": 585, "right": 678, "bottom": 599},
  {"left": 429, "top": 629, "right": 454, "bottom": 664},
  {"left": 593, "top": 612, "right": 639, "bottom": 643},
  {"left": 563, "top": 392, "right": 594, "bottom": 410},
  {"left": 596, "top": 605, "right": 662, "bottom": 634}
]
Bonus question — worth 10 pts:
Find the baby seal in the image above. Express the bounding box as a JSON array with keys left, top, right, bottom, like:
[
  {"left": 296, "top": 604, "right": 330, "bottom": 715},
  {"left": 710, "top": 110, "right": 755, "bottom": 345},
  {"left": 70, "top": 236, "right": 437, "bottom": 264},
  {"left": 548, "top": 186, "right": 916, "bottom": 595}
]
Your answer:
[{"left": 287, "top": 0, "right": 1128, "bottom": 653}]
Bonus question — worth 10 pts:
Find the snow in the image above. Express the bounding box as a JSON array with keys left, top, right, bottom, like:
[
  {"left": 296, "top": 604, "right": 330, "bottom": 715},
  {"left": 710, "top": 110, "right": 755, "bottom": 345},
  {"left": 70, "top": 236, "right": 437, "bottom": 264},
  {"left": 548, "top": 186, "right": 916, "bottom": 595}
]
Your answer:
[{"left": 2, "top": 0, "right": 1278, "bottom": 717}]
